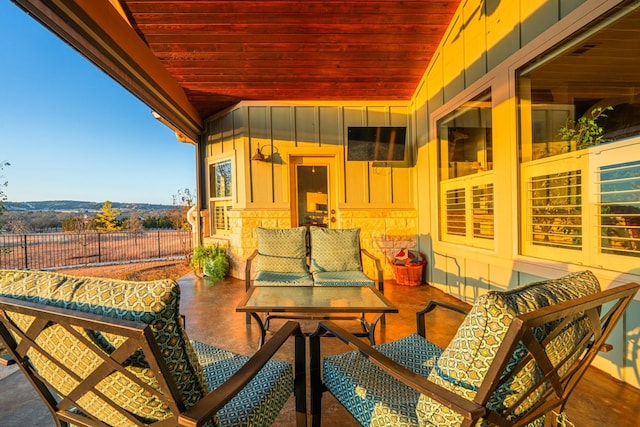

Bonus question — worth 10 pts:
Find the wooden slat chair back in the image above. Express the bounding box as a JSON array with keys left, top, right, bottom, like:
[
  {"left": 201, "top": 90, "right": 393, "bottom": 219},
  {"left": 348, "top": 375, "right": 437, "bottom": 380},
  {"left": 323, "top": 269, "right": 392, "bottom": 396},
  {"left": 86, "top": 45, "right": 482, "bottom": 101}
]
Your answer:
[{"left": 310, "top": 271, "right": 639, "bottom": 426}]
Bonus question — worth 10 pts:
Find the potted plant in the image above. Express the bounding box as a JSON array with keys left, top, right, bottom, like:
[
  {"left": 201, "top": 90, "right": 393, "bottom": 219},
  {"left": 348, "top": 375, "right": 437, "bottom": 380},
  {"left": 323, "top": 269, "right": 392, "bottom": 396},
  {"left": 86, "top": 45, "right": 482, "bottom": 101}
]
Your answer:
[
  {"left": 190, "top": 244, "right": 229, "bottom": 282},
  {"left": 558, "top": 106, "right": 613, "bottom": 151}
]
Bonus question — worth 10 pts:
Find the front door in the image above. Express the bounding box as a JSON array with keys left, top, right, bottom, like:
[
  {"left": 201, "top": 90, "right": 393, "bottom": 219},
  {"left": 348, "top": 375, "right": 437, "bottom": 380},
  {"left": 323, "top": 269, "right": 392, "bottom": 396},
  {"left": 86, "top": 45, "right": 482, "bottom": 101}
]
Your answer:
[{"left": 291, "top": 157, "right": 336, "bottom": 228}]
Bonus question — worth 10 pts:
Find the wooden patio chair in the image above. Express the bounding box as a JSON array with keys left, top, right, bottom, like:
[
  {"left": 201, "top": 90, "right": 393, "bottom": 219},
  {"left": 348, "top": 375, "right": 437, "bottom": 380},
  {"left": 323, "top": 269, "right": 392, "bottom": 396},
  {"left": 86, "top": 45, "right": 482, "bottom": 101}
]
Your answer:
[
  {"left": 0, "top": 269, "right": 306, "bottom": 427},
  {"left": 310, "top": 270, "right": 639, "bottom": 426}
]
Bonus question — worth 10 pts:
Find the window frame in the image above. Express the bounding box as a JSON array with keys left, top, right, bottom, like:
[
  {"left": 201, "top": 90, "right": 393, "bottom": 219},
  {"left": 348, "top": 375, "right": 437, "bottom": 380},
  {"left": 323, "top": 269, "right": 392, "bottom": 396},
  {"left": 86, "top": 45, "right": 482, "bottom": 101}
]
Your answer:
[{"left": 207, "top": 157, "right": 234, "bottom": 236}]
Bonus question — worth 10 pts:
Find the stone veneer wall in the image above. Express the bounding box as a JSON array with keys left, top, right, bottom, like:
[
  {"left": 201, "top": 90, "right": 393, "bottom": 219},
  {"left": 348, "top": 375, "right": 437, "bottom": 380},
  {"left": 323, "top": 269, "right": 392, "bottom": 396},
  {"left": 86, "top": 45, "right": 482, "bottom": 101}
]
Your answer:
[{"left": 205, "top": 209, "right": 419, "bottom": 281}]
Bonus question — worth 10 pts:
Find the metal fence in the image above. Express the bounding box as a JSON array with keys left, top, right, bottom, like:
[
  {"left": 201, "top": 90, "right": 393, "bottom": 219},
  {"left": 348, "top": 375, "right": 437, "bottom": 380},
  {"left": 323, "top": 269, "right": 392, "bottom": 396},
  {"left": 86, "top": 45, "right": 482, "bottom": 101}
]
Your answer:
[{"left": 0, "top": 230, "right": 192, "bottom": 270}]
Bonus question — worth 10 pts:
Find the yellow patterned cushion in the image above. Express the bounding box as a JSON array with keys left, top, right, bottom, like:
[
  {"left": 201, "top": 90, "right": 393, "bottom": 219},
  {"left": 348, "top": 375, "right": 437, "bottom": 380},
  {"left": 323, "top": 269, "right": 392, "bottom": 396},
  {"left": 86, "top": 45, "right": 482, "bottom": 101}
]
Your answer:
[
  {"left": 255, "top": 227, "right": 309, "bottom": 273},
  {"left": 0, "top": 269, "right": 210, "bottom": 426},
  {"left": 309, "top": 227, "right": 362, "bottom": 272},
  {"left": 416, "top": 270, "right": 601, "bottom": 426}
]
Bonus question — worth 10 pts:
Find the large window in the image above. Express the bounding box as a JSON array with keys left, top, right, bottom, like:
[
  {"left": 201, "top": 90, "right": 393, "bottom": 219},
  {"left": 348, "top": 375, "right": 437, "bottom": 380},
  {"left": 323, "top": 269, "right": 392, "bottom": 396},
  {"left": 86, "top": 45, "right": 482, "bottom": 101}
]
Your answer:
[
  {"left": 518, "top": 1, "right": 640, "bottom": 271},
  {"left": 437, "top": 89, "right": 494, "bottom": 248},
  {"left": 209, "top": 159, "right": 232, "bottom": 235}
]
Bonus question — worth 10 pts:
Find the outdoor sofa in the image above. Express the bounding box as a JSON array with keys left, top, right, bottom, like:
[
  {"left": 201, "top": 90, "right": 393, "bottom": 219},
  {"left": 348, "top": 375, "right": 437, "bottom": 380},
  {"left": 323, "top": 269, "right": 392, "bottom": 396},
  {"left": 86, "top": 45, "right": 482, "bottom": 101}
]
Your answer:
[{"left": 245, "top": 226, "right": 383, "bottom": 291}]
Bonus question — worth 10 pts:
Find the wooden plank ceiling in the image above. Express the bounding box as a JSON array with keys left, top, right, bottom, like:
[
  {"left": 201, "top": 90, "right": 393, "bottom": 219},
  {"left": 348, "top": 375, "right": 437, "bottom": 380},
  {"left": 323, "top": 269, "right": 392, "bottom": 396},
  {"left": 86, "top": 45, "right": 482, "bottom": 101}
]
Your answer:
[{"left": 118, "top": 0, "right": 462, "bottom": 119}]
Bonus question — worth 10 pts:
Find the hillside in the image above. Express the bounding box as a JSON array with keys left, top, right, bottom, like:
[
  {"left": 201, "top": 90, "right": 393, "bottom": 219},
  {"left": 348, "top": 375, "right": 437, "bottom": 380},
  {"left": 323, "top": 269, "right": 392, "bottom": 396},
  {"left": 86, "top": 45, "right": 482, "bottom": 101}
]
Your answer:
[{"left": 6, "top": 200, "right": 172, "bottom": 213}]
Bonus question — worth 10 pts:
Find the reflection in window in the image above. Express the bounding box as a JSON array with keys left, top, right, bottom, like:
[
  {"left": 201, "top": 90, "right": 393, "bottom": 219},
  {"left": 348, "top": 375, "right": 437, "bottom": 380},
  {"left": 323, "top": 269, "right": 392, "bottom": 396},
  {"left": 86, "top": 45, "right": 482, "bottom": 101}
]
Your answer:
[
  {"left": 209, "top": 160, "right": 232, "bottom": 235},
  {"left": 518, "top": 2, "right": 640, "bottom": 161},
  {"left": 437, "top": 89, "right": 494, "bottom": 248}
]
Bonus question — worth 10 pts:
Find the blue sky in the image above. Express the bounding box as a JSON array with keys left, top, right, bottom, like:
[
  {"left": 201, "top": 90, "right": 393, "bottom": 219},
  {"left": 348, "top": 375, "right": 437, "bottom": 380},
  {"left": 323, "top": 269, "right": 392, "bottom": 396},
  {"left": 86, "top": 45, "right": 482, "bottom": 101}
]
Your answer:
[{"left": 0, "top": 2, "right": 195, "bottom": 205}]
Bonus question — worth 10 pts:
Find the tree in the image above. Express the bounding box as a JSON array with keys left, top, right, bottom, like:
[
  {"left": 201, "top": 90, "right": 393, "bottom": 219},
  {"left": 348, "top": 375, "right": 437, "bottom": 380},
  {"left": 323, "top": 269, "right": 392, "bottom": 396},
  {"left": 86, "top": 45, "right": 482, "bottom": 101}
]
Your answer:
[
  {"left": 169, "top": 188, "right": 195, "bottom": 230},
  {"left": 0, "top": 161, "right": 9, "bottom": 217},
  {"left": 94, "top": 200, "right": 122, "bottom": 232}
]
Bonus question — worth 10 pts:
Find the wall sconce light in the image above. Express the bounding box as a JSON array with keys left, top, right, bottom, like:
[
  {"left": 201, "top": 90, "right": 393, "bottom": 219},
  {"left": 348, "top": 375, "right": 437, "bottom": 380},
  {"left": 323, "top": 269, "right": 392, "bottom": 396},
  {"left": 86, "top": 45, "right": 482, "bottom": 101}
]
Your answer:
[
  {"left": 251, "top": 144, "right": 281, "bottom": 164},
  {"left": 251, "top": 145, "right": 266, "bottom": 162}
]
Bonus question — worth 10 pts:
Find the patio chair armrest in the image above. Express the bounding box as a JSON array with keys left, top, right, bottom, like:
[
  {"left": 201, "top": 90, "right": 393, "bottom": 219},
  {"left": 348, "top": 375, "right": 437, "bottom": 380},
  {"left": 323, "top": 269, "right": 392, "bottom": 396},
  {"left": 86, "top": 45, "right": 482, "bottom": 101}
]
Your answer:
[
  {"left": 361, "top": 248, "right": 384, "bottom": 292},
  {"left": 0, "top": 354, "right": 15, "bottom": 366},
  {"left": 416, "top": 300, "right": 470, "bottom": 338},
  {"left": 179, "top": 320, "right": 306, "bottom": 427},
  {"left": 245, "top": 249, "right": 259, "bottom": 291},
  {"left": 310, "top": 321, "right": 485, "bottom": 423}
]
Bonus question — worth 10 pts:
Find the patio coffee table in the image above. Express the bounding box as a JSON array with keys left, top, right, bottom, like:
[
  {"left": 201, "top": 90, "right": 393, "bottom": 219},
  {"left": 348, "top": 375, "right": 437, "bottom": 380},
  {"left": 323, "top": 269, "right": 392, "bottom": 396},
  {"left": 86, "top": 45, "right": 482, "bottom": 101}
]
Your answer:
[{"left": 237, "top": 286, "right": 398, "bottom": 347}]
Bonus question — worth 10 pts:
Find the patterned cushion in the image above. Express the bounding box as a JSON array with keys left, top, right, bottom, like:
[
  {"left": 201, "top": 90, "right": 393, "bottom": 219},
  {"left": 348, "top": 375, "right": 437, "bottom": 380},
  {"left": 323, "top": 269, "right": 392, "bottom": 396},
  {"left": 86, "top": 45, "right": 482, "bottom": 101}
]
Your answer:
[
  {"left": 309, "top": 227, "right": 362, "bottom": 273},
  {"left": 255, "top": 227, "right": 309, "bottom": 273},
  {"left": 324, "top": 334, "right": 442, "bottom": 427},
  {"left": 0, "top": 269, "right": 210, "bottom": 426},
  {"left": 416, "top": 270, "right": 601, "bottom": 426},
  {"left": 312, "top": 271, "right": 374, "bottom": 287},
  {"left": 254, "top": 271, "right": 314, "bottom": 287},
  {"left": 191, "top": 340, "right": 293, "bottom": 426}
]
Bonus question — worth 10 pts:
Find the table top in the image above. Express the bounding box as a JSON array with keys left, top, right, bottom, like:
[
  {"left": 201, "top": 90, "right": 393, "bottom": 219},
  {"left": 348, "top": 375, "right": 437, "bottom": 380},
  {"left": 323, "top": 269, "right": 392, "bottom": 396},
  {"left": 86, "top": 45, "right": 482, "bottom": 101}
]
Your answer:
[{"left": 236, "top": 286, "right": 398, "bottom": 314}]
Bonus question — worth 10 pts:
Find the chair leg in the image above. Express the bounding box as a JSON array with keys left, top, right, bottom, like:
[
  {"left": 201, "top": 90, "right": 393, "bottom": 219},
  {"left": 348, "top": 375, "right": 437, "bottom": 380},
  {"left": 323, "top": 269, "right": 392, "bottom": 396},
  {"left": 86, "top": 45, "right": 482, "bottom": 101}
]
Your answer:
[{"left": 309, "top": 329, "right": 323, "bottom": 427}]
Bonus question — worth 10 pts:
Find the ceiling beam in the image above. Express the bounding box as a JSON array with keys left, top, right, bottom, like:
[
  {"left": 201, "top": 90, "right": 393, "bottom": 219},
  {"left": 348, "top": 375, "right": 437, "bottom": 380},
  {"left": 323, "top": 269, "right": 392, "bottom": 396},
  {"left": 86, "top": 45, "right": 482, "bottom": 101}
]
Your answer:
[{"left": 11, "top": 0, "right": 203, "bottom": 141}]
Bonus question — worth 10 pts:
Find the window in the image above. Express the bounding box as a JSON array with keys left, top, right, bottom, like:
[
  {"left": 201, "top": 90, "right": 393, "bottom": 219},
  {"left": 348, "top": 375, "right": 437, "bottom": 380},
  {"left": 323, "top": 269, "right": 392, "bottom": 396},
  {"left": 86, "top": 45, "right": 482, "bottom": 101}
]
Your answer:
[
  {"left": 437, "top": 89, "right": 494, "bottom": 248},
  {"left": 517, "top": 2, "right": 640, "bottom": 271},
  {"left": 209, "top": 160, "right": 232, "bottom": 235}
]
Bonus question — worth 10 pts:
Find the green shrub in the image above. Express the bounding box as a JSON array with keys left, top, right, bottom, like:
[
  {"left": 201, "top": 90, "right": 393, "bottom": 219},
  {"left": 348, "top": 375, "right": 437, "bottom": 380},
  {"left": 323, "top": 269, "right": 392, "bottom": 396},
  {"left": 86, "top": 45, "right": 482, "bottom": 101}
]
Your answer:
[{"left": 190, "top": 244, "right": 229, "bottom": 283}]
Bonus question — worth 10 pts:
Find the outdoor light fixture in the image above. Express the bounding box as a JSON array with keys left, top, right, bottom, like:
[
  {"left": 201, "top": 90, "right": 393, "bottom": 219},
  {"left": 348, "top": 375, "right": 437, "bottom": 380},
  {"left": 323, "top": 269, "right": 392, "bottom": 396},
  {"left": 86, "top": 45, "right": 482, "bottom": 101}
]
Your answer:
[
  {"left": 251, "top": 145, "right": 267, "bottom": 162},
  {"left": 251, "top": 144, "right": 281, "bottom": 163}
]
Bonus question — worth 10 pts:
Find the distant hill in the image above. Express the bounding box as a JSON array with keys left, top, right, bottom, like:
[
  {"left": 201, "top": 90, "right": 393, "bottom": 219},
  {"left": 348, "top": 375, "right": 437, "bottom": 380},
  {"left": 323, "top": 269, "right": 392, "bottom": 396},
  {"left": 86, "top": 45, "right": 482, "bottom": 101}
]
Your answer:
[{"left": 6, "top": 200, "right": 174, "bottom": 213}]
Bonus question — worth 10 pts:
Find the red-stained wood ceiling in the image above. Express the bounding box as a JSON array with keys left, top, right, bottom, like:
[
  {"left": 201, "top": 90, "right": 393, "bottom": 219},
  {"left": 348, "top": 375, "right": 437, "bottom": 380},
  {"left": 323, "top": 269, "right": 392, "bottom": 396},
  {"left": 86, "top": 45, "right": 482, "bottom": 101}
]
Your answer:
[
  {"left": 118, "top": 0, "right": 461, "bottom": 119},
  {"left": 11, "top": 0, "right": 461, "bottom": 139}
]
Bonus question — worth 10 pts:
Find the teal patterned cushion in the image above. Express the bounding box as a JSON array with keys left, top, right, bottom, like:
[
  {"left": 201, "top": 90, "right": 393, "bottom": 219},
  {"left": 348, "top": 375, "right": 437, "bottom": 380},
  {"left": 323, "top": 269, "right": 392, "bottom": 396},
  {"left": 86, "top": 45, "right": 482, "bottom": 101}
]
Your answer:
[
  {"left": 416, "top": 270, "right": 601, "bottom": 426},
  {"left": 254, "top": 271, "right": 314, "bottom": 287},
  {"left": 309, "top": 227, "right": 362, "bottom": 273},
  {"left": 0, "top": 269, "right": 210, "bottom": 426},
  {"left": 323, "top": 334, "right": 441, "bottom": 426},
  {"left": 191, "top": 340, "right": 293, "bottom": 426},
  {"left": 255, "top": 227, "right": 309, "bottom": 273},
  {"left": 312, "top": 271, "right": 374, "bottom": 287}
]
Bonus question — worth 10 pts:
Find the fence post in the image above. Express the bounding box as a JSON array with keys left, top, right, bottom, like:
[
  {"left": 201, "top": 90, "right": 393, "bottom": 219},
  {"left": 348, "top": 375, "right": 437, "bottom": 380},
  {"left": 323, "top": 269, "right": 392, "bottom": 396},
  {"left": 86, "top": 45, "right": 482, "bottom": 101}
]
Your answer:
[
  {"left": 157, "top": 231, "right": 161, "bottom": 258},
  {"left": 98, "top": 233, "right": 102, "bottom": 263},
  {"left": 23, "top": 234, "right": 28, "bottom": 269}
]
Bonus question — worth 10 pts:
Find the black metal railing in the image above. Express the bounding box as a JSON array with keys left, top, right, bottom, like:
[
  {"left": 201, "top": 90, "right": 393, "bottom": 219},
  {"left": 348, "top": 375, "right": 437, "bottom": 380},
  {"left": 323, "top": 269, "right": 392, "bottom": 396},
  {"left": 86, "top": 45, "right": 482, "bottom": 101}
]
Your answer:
[{"left": 0, "top": 230, "right": 192, "bottom": 270}]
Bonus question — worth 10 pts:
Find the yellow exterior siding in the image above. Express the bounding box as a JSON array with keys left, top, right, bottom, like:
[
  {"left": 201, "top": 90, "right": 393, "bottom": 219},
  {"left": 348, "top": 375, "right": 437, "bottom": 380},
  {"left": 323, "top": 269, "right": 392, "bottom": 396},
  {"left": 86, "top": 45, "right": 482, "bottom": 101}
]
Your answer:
[
  {"left": 203, "top": 102, "right": 417, "bottom": 280},
  {"left": 414, "top": 0, "right": 638, "bottom": 388}
]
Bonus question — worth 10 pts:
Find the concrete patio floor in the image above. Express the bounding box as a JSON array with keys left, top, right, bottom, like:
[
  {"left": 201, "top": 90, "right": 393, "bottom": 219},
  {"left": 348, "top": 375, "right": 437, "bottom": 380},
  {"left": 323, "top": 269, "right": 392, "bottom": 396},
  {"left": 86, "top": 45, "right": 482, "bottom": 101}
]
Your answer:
[{"left": 1, "top": 273, "right": 639, "bottom": 426}]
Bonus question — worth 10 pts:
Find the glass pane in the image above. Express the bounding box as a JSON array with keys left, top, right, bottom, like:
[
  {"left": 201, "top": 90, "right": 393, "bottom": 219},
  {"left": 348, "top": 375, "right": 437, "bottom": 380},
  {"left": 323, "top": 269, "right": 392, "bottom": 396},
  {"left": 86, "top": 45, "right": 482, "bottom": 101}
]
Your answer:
[
  {"left": 297, "top": 165, "right": 328, "bottom": 227},
  {"left": 600, "top": 160, "right": 640, "bottom": 257},
  {"left": 437, "top": 89, "right": 493, "bottom": 180},
  {"left": 517, "top": 3, "right": 640, "bottom": 162},
  {"left": 210, "top": 160, "right": 232, "bottom": 198}
]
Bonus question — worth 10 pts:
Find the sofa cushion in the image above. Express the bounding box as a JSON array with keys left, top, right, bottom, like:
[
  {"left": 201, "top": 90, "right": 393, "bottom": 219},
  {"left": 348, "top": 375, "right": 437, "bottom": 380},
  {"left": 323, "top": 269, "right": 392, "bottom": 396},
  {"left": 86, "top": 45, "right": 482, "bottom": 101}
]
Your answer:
[
  {"left": 416, "top": 270, "right": 601, "bottom": 426},
  {"left": 309, "top": 227, "right": 362, "bottom": 273},
  {"left": 0, "top": 269, "right": 209, "bottom": 425},
  {"left": 312, "top": 271, "right": 374, "bottom": 287},
  {"left": 255, "top": 227, "right": 308, "bottom": 273},
  {"left": 254, "top": 271, "right": 314, "bottom": 287}
]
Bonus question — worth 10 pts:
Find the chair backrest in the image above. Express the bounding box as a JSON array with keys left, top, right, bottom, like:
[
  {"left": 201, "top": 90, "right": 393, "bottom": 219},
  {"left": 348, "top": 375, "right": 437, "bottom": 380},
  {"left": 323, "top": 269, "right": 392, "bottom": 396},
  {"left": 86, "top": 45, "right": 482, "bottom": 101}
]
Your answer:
[
  {"left": 0, "top": 269, "right": 210, "bottom": 427},
  {"left": 416, "top": 271, "right": 639, "bottom": 426},
  {"left": 308, "top": 226, "right": 363, "bottom": 272}
]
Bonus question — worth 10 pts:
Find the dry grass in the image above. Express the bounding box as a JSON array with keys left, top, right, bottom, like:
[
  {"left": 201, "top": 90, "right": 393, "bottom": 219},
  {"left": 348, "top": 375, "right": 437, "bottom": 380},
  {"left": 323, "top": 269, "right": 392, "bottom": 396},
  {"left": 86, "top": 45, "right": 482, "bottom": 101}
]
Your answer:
[{"left": 56, "top": 260, "right": 193, "bottom": 281}]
